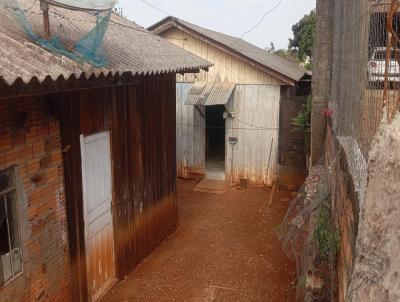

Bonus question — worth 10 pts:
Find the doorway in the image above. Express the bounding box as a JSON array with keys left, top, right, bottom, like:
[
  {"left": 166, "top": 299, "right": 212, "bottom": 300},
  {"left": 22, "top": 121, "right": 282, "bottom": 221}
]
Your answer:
[
  {"left": 80, "top": 131, "right": 116, "bottom": 302},
  {"left": 205, "top": 105, "right": 226, "bottom": 180}
]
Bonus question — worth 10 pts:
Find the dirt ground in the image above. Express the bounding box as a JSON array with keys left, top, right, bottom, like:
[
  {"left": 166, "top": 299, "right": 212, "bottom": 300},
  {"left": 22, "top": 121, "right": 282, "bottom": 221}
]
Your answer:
[{"left": 102, "top": 180, "right": 297, "bottom": 302}]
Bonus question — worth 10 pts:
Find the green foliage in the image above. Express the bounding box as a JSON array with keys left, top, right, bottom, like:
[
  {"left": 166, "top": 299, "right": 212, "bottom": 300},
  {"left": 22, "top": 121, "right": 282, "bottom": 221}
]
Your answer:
[
  {"left": 312, "top": 205, "right": 340, "bottom": 258},
  {"left": 292, "top": 96, "right": 312, "bottom": 132},
  {"left": 289, "top": 10, "right": 316, "bottom": 62},
  {"left": 274, "top": 49, "right": 301, "bottom": 64}
]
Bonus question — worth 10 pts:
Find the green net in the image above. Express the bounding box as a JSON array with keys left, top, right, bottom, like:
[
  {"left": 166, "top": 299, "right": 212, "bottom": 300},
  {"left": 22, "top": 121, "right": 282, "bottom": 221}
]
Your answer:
[{"left": 1, "top": 0, "right": 112, "bottom": 67}]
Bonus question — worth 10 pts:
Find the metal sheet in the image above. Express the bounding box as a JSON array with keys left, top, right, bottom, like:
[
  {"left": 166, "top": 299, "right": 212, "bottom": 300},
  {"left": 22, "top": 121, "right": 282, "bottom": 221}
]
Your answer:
[
  {"left": 185, "top": 81, "right": 235, "bottom": 106},
  {"left": 204, "top": 82, "right": 235, "bottom": 106},
  {"left": 184, "top": 81, "right": 215, "bottom": 105}
]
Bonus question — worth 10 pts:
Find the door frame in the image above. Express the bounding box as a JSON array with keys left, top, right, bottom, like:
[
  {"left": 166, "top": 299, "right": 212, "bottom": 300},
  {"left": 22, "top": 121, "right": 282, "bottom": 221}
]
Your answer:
[{"left": 80, "top": 131, "right": 116, "bottom": 302}]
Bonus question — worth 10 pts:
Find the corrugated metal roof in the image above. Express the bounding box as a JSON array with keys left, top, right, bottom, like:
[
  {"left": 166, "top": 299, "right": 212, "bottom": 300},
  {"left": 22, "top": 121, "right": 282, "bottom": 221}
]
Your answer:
[
  {"left": 0, "top": 1, "right": 212, "bottom": 86},
  {"left": 185, "top": 81, "right": 214, "bottom": 105},
  {"left": 185, "top": 81, "right": 235, "bottom": 106},
  {"left": 204, "top": 82, "right": 235, "bottom": 106},
  {"left": 149, "top": 17, "right": 306, "bottom": 83}
]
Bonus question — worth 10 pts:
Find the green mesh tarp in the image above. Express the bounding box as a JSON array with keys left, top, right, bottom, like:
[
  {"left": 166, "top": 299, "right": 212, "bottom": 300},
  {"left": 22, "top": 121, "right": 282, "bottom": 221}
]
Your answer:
[{"left": 1, "top": 0, "right": 113, "bottom": 67}]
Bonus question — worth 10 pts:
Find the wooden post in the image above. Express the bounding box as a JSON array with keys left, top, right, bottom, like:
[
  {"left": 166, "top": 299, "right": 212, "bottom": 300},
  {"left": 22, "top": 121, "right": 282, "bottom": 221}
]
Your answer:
[{"left": 41, "top": 1, "right": 50, "bottom": 39}]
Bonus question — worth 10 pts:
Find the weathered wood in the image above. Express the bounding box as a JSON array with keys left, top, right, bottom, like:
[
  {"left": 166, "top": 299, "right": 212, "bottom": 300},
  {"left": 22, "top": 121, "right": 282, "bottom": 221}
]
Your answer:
[
  {"left": 226, "top": 84, "right": 280, "bottom": 186},
  {"left": 59, "top": 73, "right": 178, "bottom": 300}
]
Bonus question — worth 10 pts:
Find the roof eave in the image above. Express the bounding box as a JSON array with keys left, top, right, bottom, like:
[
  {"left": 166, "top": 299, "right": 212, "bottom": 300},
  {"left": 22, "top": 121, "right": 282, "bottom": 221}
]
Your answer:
[{"left": 149, "top": 17, "right": 300, "bottom": 86}]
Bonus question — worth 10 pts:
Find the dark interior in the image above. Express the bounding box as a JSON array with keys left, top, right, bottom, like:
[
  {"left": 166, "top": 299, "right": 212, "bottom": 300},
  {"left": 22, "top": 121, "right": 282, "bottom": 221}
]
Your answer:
[{"left": 206, "top": 105, "right": 226, "bottom": 163}]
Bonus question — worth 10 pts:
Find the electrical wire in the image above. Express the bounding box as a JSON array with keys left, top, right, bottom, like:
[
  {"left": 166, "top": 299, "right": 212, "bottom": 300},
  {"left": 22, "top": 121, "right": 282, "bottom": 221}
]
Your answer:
[
  {"left": 176, "top": 122, "right": 278, "bottom": 131},
  {"left": 240, "top": 0, "right": 283, "bottom": 39},
  {"left": 139, "top": 0, "right": 170, "bottom": 16}
]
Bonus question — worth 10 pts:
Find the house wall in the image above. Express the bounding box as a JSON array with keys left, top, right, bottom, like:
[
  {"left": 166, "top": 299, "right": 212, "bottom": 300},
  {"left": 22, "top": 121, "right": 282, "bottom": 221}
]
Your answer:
[
  {"left": 176, "top": 83, "right": 205, "bottom": 177},
  {"left": 0, "top": 96, "right": 71, "bottom": 301},
  {"left": 226, "top": 85, "right": 280, "bottom": 186},
  {"left": 163, "top": 28, "right": 284, "bottom": 184},
  {"left": 161, "top": 28, "right": 284, "bottom": 85},
  {"left": 58, "top": 73, "right": 178, "bottom": 301}
]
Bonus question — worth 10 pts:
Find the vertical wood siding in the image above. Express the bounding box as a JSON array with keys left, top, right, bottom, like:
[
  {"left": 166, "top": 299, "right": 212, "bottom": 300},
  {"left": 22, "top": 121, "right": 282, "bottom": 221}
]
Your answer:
[
  {"left": 226, "top": 85, "right": 280, "bottom": 186},
  {"left": 162, "top": 28, "right": 283, "bottom": 186},
  {"left": 162, "top": 28, "right": 284, "bottom": 85},
  {"left": 59, "top": 73, "right": 177, "bottom": 301},
  {"left": 176, "top": 83, "right": 205, "bottom": 177}
]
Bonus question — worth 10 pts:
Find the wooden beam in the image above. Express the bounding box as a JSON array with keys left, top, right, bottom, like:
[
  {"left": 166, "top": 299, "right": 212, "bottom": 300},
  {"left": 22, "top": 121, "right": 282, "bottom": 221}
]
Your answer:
[{"left": 41, "top": 1, "right": 51, "bottom": 39}]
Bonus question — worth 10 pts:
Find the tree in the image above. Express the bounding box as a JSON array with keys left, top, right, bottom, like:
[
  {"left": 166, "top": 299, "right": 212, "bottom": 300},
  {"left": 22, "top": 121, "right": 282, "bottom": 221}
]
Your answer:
[
  {"left": 273, "top": 49, "right": 300, "bottom": 64},
  {"left": 289, "top": 10, "right": 316, "bottom": 62}
]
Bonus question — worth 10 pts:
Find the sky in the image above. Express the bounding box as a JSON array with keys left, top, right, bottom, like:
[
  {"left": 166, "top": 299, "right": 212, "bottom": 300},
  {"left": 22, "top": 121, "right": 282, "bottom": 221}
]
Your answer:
[{"left": 117, "top": 0, "right": 315, "bottom": 50}]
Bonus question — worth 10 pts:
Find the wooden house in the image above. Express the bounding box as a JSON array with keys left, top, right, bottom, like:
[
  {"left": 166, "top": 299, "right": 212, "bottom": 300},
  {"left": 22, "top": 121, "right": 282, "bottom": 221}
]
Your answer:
[
  {"left": 0, "top": 2, "right": 210, "bottom": 301},
  {"left": 149, "top": 17, "right": 307, "bottom": 187}
]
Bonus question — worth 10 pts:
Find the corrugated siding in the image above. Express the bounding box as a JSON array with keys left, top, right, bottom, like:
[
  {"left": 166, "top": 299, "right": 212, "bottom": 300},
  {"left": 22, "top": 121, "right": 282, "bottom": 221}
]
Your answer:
[
  {"left": 176, "top": 83, "right": 205, "bottom": 177},
  {"left": 162, "top": 28, "right": 284, "bottom": 85},
  {"left": 226, "top": 85, "right": 280, "bottom": 186},
  {"left": 184, "top": 81, "right": 235, "bottom": 106}
]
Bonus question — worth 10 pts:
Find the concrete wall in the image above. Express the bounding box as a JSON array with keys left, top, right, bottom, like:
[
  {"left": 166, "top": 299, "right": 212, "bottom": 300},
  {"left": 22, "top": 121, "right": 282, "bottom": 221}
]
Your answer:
[
  {"left": 0, "top": 96, "right": 70, "bottom": 301},
  {"left": 348, "top": 113, "right": 400, "bottom": 301},
  {"left": 311, "top": 0, "right": 334, "bottom": 165}
]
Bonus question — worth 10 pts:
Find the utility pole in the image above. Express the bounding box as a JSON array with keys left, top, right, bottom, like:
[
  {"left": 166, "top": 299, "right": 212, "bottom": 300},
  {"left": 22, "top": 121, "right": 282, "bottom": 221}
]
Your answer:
[{"left": 41, "top": 1, "right": 51, "bottom": 39}]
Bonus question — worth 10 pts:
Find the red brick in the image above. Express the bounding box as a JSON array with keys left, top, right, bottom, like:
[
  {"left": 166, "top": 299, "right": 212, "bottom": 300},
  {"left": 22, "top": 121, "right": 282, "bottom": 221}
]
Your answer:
[
  {"left": 18, "top": 143, "right": 33, "bottom": 161},
  {"left": 0, "top": 96, "right": 70, "bottom": 301}
]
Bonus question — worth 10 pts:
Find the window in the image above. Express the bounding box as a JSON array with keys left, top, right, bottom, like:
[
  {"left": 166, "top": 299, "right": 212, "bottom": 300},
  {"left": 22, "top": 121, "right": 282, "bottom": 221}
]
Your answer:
[{"left": 0, "top": 169, "right": 22, "bottom": 285}]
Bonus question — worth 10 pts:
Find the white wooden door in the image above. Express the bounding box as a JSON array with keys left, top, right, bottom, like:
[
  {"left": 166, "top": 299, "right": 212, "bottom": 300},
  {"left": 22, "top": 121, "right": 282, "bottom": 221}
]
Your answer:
[{"left": 80, "top": 131, "right": 115, "bottom": 302}]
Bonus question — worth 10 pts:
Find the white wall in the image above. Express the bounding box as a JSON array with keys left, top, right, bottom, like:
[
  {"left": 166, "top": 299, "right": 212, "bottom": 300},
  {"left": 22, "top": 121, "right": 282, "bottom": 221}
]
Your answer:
[
  {"left": 226, "top": 85, "right": 280, "bottom": 186},
  {"left": 176, "top": 83, "right": 205, "bottom": 177}
]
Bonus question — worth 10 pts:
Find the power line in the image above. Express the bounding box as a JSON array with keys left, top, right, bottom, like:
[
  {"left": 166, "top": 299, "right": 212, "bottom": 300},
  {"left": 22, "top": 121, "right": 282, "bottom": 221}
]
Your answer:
[
  {"left": 240, "top": 0, "right": 284, "bottom": 39},
  {"left": 176, "top": 122, "right": 278, "bottom": 131},
  {"left": 139, "top": 0, "right": 169, "bottom": 16}
]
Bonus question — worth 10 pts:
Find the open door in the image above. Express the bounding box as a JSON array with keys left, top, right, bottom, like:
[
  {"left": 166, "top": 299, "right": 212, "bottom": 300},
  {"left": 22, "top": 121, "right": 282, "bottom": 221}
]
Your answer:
[
  {"left": 80, "top": 131, "right": 115, "bottom": 302},
  {"left": 205, "top": 105, "right": 226, "bottom": 180}
]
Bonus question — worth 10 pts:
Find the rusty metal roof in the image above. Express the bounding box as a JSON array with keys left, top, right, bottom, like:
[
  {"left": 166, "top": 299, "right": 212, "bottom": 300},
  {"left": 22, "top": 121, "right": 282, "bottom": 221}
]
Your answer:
[
  {"left": 185, "top": 81, "right": 235, "bottom": 106},
  {"left": 0, "top": 1, "right": 212, "bottom": 86},
  {"left": 149, "top": 17, "right": 306, "bottom": 84}
]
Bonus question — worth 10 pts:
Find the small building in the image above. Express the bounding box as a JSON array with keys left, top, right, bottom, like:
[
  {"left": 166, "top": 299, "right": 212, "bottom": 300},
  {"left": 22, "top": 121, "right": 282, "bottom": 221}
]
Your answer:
[
  {"left": 0, "top": 2, "right": 210, "bottom": 302},
  {"left": 149, "top": 17, "right": 307, "bottom": 187}
]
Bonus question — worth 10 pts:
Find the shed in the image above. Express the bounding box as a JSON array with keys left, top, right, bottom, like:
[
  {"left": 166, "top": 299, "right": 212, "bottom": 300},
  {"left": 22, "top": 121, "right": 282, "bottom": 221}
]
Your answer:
[
  {"left": 149, "top": 17, "right": 306, "bottom": 186},
  {"left": 0, "top": 2, "right": 210, "bottom": 301}
]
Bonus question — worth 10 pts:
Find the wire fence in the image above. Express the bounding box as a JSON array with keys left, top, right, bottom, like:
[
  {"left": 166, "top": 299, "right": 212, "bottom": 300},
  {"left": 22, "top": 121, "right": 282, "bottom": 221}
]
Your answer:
[
  {"left": 278, "top": 0, "right": 400, "bottom": 301},
  {"left": 331, "top": 0, "right": 400, "bottom": 159}
]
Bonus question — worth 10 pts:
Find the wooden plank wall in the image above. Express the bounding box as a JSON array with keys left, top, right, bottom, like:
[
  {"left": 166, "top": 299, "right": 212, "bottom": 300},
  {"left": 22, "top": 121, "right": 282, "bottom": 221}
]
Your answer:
[
  {"left": 176, "top": 83, "right": 205, "bottom": 177},
  {"left": 59, "top": 73, "right": 177, "bottom": 301},
  {"left": 226, "top": 85, "right": 280, "bottom": 186},
  {"left": 162, "top": 28, "right": 284, "bottom": 85}
]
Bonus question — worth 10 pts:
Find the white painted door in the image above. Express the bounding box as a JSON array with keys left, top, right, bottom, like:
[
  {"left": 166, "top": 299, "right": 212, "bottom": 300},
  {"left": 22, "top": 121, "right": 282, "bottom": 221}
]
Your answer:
[{"left": 80, "top": 131, "right": 115, "bottom": 302}]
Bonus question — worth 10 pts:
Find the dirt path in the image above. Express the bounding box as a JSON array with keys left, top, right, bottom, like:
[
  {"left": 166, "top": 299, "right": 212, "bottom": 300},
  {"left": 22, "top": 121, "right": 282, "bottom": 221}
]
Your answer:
[{"left": 102, "top": 180, "right": 297, "bottom": 302}]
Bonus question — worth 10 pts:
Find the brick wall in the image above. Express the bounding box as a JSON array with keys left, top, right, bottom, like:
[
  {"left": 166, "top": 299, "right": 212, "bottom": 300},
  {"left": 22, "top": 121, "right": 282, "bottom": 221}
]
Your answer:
[
  {"left": 325, "top": 124, "right": 359, "bottom": 302},
  {"left": 0, "top": 96, "right": 71, "bottom": 301}
]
